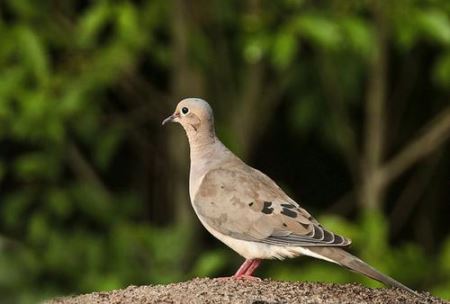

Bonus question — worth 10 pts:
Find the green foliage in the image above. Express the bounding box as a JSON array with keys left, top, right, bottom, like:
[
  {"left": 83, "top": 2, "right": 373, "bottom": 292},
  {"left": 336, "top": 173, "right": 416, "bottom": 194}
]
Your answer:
[
  {"left": 434, "top": 51, "right": 450, "bottom": 88},
  {"left": 433, "top": 238, "right": 450, "bottom": 298},
  {"left": 190, "top": 249, "right": 229, "bottom": 278},
  {"left": 272, "top": 31, "right": 298, "bottom": 69}
]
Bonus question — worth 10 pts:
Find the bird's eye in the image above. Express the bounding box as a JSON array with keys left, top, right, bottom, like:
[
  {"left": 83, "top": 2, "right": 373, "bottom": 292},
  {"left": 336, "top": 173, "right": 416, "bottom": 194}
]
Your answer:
[{"left": 181, "top": 107, "right": 189, "bottom": 115}]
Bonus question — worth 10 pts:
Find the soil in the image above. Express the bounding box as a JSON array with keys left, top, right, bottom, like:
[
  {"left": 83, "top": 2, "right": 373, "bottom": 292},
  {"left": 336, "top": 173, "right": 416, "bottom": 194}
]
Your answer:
[{"left": 46, "top": 278, "right": 447, "bottom": 304}]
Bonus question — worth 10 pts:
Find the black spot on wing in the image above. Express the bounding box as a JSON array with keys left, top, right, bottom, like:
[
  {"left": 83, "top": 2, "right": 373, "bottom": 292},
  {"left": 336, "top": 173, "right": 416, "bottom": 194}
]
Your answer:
[
  {"left": 311, "top": 225, "right": 324, "bottom": 240},
  {"left": 299, "top": 222, "right": 310, "bottom": 229},
  {"left": 248, "top": 202, "right": 254, "bottom": 206},
  {"left": 280, "top": 203, "right": 295, "bottom": 209},
  {"left": 322, "top": 230, "right": 335, "bottom": 243},
  {"left": 261, "top": 201, "right": 274, "bottom": 214},
  {"left": 259, "top": 228, "right": 351, "bottom": 247},
  {"left": 280, "top": 208, "right": 297, "bottom": 218},
  {"left": 334, "top": 235, "right": 345, "bottom": 245}
]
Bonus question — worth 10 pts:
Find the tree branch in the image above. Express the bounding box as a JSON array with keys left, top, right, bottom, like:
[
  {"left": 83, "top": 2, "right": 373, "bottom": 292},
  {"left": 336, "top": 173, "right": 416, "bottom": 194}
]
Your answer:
[
  {"left": 379, "top": 106, "right": 450, "bottom": 186},
  {"left": 318, "top": 55, "right": 359, "bottom": 182},
  {"left": 169, "top": 0, "right": 205, "bottom": 231},
  {"left": 359, "top": 0, "right": 388, "bottom": 210},
  {"left": 389, "top": 156, "right": 439, "bottom": 236},
  {"left": 230, "top": 0, "right": 265, "bottom": 159},
  {"left": 67, "top": 142, "right": 111, "bottom": 200}
]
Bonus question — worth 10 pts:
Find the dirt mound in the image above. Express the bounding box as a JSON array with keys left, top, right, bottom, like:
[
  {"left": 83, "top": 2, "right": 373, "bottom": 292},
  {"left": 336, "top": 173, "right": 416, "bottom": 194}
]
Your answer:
[{"left": 46, "top": 278, "right": 446, "bottom": 304}]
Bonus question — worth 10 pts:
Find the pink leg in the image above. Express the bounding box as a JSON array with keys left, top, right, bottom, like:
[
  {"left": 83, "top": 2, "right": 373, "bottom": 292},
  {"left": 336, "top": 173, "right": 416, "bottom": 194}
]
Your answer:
[
  {"left": 233, "top": 259, "right": 262, "bottom": 279},
  {"left": 244, "top": 259, "right": 261, "bottom": 276},
  {"left": 233, "top": 259, "right": 254, "bottom": 277}
]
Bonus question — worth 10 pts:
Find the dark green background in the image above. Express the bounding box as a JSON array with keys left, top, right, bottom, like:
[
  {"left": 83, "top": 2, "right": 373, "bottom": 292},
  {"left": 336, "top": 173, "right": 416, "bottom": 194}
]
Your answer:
[{"left": 0, "top": 1, "right": 449, "bottom": 303}]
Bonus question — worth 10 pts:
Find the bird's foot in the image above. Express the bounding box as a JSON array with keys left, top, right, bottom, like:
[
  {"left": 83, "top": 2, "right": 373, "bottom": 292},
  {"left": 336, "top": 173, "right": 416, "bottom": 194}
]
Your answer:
[
  {"left": 233, "top": 274, "right": 262, "bottom": 281},
  {"left": 215, "top": 276, "right": 234, "bottom": 281}
]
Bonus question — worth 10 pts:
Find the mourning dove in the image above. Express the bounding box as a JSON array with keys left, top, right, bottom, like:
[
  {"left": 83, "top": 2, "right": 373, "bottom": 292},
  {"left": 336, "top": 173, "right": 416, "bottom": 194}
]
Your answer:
[{"left": 162, "top": 98, "right": 419, "bottom": 296}]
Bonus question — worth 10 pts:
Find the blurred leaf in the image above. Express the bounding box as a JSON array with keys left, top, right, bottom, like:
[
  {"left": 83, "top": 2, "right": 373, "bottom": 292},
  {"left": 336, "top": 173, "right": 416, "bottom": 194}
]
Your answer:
[
  {"left": 70, "top": 183, "right": 112, "bottom": 224},
  {"left": 272, "top": 31, "right": 298, "bottom": 69},
  {"left": 46, "top": 188, "right": 72, "bottom": 219},
  {"left": 88, "top": 45, "right": 134, "bottom": 85},
  {"left": 0, "top": 66, "right": 25, "bottom": 101},
  {"left": 191, "top": 250, "right": 228, "bottom": 277},
  {"left": 433, "top": 283, "right": 450, "bottom": 301},
  {"left": 417, "top": 9, "right": 450, "bottom": 46},
  {"left": 28, "top": 212, "right": 48, "bottom": 245},
  {"left": 59, "top": 84, "right": 88, "bottom": 118},
  {"left": 359, "top": 210, "right": 388, "bottom": 258},
  {"left": 439, "top": 237, "right": 450, "bottom": 274},
  {"left": 433, "top": 51, "right": 450, "bottom": 88},
  {"left": 77, "top": 2, "right": 112, "bottom": 48},
  {"left": 396, "top": 8, "right": 450, "bottom": 49},
  {"left": 296, "top": 14, "right": 341, "bottom": 50},
  {"left": 430, "top": 236, "right": 450, "bottom": 299},
  {"left": 388, "top": 244, "right": 429, "bottom": 285},
  {"left": 14, "top": 152, "right": 59, "bottom": 181},
  {"left": 116, "top": 2, "right": 143, "bottom": 48},
  {"left": 3, "top": 191, "right": 33, "bottom": 229},
  {"left": 95, "top": 127, "right": 124, "bottom": 169},
  {"left": 243, "top": 33, "right": 268, "bottom": 63},
  {"left": 5, "top": 0, "right": 38, "bottom": 18},
  {"left": 271, "top": 261, "right": 352, "bottom": 284},
  {"left": 16, "top": 26, "right": 49, "bottom": 84},
  {"left": 340, "top": 17, "right": 375, "bottom": 58}
]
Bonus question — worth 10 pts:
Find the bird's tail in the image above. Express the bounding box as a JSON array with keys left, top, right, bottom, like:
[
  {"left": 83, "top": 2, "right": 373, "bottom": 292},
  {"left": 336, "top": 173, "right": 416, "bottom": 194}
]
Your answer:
[{"left": 307, "top": 247, "right": 421, "bottom": 297}]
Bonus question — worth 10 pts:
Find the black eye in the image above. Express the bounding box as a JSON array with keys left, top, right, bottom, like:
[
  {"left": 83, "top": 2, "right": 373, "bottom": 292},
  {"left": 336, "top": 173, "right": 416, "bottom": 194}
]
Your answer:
[{"left": 181, "top": 107, "right": 189, "bottom": 114}]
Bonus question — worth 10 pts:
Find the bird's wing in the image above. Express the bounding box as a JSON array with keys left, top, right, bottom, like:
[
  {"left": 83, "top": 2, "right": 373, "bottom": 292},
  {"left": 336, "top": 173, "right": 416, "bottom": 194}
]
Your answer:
[{"left": 193, "top": 167, "right": 351, "bottom": 247}]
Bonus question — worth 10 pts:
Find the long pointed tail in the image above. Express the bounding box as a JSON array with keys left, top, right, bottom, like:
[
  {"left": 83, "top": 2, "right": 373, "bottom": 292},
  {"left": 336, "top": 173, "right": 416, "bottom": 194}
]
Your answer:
[{"left": 308, "top": 247, "right": 422, "bottom": 297}]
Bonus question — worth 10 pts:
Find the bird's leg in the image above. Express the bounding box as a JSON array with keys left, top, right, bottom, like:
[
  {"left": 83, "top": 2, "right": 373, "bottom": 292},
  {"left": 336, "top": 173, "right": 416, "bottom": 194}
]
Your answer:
[
  {"left": 233, "top": 259, "right": 262, "bottom": 280},
  {"left": 243, "top": 259, "right": 261, "bottom": 276},
  {"left": 216, "top": 259, "right": 262, "bottom": 281},
  {"left": 233, "top": 259, "right": 254, "bottom": 277}
]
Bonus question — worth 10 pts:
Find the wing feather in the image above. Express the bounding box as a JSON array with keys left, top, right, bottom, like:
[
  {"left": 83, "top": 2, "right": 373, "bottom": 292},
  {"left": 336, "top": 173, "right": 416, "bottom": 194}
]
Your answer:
[{"left": 193, "top": 167, "right": 351, "bottom": 247}]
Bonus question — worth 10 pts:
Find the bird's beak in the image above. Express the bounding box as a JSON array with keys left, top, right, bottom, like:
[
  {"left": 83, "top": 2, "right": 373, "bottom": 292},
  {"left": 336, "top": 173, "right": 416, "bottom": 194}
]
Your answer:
[{"left": 162, "top": 113, "right": 179, "bottom": 126}]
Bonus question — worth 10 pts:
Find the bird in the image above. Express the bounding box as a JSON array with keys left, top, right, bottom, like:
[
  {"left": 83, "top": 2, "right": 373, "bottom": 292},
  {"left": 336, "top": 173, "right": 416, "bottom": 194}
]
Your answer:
[{"left": 162, "top": 97, "right": 420, "bottom": 296}]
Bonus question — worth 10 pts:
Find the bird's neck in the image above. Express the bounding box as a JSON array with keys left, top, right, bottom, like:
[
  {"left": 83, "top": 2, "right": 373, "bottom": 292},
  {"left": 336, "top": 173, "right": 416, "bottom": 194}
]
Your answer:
[
  {"left": 187, "top": 132, "right": 231, "bottom": 200},
  {"left": 185, "top": 123, "right": 216, "bottom": 152}
]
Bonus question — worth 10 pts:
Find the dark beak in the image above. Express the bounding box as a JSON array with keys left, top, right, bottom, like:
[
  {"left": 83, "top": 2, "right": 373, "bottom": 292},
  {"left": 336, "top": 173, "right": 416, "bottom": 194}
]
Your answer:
[{"left": 162, "top": 113, "right": 178, "bottom": 126}]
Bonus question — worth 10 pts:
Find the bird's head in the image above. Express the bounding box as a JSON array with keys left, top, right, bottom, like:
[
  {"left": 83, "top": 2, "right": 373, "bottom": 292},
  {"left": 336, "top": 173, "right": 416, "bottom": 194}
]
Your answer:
[{"left": 162, "top": 98, "right": 214, "bottom": 135}]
